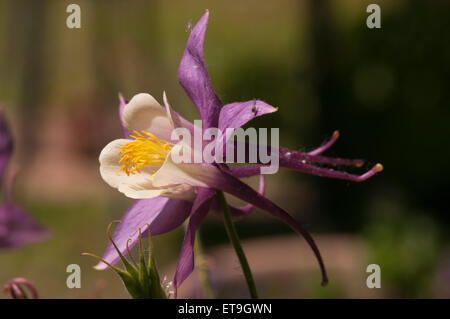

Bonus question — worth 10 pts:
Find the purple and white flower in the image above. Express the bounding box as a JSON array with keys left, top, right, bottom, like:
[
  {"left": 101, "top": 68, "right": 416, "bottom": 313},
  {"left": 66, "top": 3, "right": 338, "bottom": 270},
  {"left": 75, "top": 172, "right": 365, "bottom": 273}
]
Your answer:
[{"left": 96, "top": 11, "right": 383, "bottom": 289}]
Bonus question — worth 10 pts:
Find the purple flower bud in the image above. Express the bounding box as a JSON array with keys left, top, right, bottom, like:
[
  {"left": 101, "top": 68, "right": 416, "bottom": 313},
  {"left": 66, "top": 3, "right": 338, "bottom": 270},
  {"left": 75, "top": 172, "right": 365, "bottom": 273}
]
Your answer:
[{"left": 3, "top": 277, "right": 38, "bottom": 299}]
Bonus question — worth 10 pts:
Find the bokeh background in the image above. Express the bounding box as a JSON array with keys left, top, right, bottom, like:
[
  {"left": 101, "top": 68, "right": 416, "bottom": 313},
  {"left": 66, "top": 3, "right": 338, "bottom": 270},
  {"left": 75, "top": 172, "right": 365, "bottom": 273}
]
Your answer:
[{"left": 0, "top": 0, "right": 449, "bottom": 298}]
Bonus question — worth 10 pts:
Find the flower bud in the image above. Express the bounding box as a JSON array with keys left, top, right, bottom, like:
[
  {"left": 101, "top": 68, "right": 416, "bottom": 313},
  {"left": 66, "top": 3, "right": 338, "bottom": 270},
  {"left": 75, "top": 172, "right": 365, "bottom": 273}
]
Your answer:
[
  {"left": 83, "top": 221, "right": 167, "bottom": 299},
  {"left": 3, "top": 277, "right": 38, "bottom": 299}
]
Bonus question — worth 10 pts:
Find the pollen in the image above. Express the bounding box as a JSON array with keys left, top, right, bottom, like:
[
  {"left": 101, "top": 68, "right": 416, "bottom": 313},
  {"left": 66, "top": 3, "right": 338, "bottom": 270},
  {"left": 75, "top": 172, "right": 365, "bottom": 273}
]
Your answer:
[{"left": 118, "top": 130, "right": 173, "bottom": 176}]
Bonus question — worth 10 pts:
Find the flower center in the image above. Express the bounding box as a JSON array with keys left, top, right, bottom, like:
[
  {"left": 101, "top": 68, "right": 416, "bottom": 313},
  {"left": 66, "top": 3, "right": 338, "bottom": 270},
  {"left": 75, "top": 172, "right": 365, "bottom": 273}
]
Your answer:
[{"left": 118, "top": 130, "right": 172, "bottom": 176}]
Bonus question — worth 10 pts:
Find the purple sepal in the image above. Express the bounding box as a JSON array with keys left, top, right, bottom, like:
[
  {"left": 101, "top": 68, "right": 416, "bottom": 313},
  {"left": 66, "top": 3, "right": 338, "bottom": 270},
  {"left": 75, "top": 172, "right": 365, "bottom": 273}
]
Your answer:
[
  {"left": 173, "top": 187, "right": 215, "bottom": 288},
  {"left": 0, "top": 203, "right": 49, "bottom": 249},
  {"left": 178, "top": 11, "right": 222, "bottom": 129},
  {"left": 96, "top": 197, "right": 192, "bottom": 269},
  {"left": 228, "top": 174, "right": 265, "bottom": 219},
  {"left": 218, "top": 100, "right": 277, "bottom": 132},
  {"left": 205, "top": 166, "right": 328, "bottom": 286}
]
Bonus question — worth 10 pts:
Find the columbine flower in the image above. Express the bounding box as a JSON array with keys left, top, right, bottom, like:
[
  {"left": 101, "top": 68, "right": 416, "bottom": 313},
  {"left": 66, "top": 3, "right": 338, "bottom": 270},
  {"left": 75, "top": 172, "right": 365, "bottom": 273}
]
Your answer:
[
  {"left": 96, "top": 11, "right": 382, "bottom": 289},
  {"left": 0, "top": 108, "right": 48, "bottom": 249}
]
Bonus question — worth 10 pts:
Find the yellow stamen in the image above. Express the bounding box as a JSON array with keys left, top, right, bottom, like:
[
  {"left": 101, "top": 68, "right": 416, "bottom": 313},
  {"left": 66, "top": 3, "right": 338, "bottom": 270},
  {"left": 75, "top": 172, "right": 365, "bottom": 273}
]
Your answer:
[{"left": 118, "top": 130, "right": 172, "bottom": 176}]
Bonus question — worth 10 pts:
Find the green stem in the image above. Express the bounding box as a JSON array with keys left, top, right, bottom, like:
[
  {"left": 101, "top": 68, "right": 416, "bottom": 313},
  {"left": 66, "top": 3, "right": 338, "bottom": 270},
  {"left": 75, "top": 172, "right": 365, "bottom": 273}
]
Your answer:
[
  {"left": 216, "top": 190, "right": 258, "bottom": 299},
  {"left": 184, "top": 221, "right": 215, "bottom": 298},
  {"left": 194, "top": 232, "right": 215, "bottom": 299}
]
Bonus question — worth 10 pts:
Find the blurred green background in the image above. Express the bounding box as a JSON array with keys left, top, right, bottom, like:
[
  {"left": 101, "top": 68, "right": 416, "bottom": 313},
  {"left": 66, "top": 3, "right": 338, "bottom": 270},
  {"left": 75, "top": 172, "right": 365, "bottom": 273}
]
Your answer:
[{"left": 0, "top": 0, "right": 449, "bottom": 298}]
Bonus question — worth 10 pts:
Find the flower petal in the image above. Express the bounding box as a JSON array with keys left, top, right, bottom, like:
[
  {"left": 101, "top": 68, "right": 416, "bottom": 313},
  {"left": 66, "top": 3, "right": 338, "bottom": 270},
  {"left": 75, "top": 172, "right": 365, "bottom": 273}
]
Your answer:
[
  {"left": 118, "top": 93, "right": 130, "bottom": 139},
  {"left": 217, "top": 142, "right": 380, "bottom": 182},
  {"left": 228, "top": 174, "right": 265, "bottom": 219},
  {"left": 178, "top": 11, "right": 222, "bottom": 129},
  {"left": 214, "top": 100, "right": 278, "bottom": 160},
  {"left": 163, "top": 91, "right": 197, "bottom": 134},
  {"left": 99, "top": 138, "right": 153, "bottom": 189},
  {"left": 173, "top": 187, "right": 215, "bottom": 288},
  {"left": 0, "top": 108, "right": 13, "bottom": 185},
  {"left": 0, "top": 203, "right": 49, "bottom": 249},
  {"left": 99, "top": 139, "right": 197, "bottom": 201},
  {"left": 95, "top": 197, "right": 192, "bottom": 270},
  {"left": 191, "top": 166, "right": 328, "bottom": 286},
  {"left": 279, "top": 155, "right": 383, "bottom": 182},
  {"left": 226, "top": 165, "right": 261, "bottom": 178},
  {"left": 121, "top": 93, "right": 174, "bottom": 141},
  {"left": 152, "top": 144, "right": 223, "bottom": 189},
  {"left": 118, "top": 183, "right": 196, "bottom": 201},
  {"left": 218, "top": 100, "right": 278, "bottom": 133}
]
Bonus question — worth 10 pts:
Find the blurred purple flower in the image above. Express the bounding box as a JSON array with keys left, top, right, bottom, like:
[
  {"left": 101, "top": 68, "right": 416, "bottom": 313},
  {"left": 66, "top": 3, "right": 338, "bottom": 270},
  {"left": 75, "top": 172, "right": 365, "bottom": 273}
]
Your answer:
[
  {"left": 96, "top": 11, "right": 382, "bottom": 289},
  {"left": 0, "top": 108, "right": 13, "bottom": 183},
  {"left": 0, "top": 203, "right": 49, "bottom": 249},
  {"left": 0, "top": 108, "right": 49, "bottom": 249}
]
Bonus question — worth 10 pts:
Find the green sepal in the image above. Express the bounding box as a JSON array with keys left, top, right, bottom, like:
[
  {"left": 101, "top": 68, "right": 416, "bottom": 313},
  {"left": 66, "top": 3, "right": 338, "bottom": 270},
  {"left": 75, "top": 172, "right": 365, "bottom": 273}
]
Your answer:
[
  {"left": 138, "top": 242, "right": 151, "bottom": 298},
  {"left": 147, "top": 231, "right": 167, "bottom": 299},
  {"left": 115, "top": 269, "right": 143, "bottom": 299},
  {"left": 87, "top": 222, "right": 168, "bottom": 299}
]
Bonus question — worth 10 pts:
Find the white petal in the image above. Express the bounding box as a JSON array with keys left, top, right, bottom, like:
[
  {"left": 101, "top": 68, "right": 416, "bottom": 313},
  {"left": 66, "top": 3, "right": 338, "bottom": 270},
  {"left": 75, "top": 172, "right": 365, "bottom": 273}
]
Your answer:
[
  {"left": 122, "top": 93, "right": 174, "bottom": 141},
  {"left": 163, "top": 91, "right": 176, "bottom": 128},
  {"left": 117, "top": 183, "right": 165, "bottom": 199},
  {"left": 99, "top": 139, "right": 153, "bottom": 188},
  {"left": 152, "top": 143, "right": 222, "bottom": 189},
  {"left": 163, "top": 91, "right": 200, "bottom": 138},
  {"left": 100, "top": 139, "right": 197, "bottom": 201},
  {"left": 118, "top": 183, "right": 196, "bottom": 201}
]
